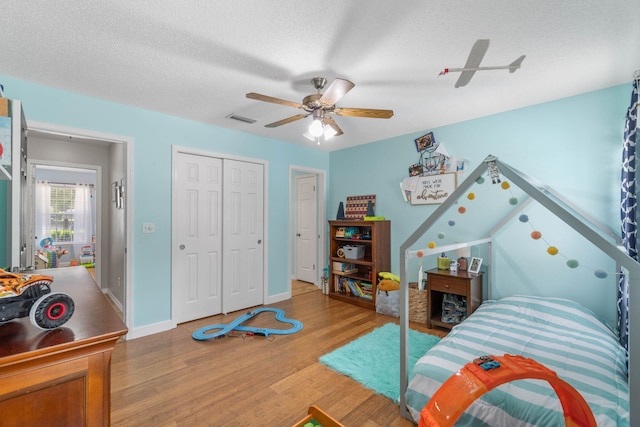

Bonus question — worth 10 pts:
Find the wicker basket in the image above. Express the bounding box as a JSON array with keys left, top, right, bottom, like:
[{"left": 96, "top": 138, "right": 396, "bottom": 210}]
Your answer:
[{"left": 408, "top": 282, "right": 428, "bottom": 324}]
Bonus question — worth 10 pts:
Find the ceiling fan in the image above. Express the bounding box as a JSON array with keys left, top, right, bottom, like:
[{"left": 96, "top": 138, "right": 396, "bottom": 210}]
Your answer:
[
  {"left": 439, "top": 39, "right": 526, "bottom": 88},
  {"left": 246, "top": 77, "right": 394, "bottom": 141}
]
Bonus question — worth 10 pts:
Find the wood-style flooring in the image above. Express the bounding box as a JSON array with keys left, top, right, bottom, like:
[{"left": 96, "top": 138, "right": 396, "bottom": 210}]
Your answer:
[{"left": 110, "top": 280, "right": 446, "bottom": 426}]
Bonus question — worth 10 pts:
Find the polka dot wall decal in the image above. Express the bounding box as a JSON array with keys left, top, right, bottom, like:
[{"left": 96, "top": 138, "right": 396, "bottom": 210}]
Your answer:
[
  {"left": 531, "top": 231, "right": 542, "bottom": 240},
  {"left": 438, "top": 232, "right": 445, "bottom": 239},
  {"left": 448, "top": 220, "right": 456, "bottom": 226},
  {"left": 428, "top": 241, "right": 436, "bottom": 249},
  {"left": 501, "top": 181, "right": 510, "bottom": 190},
  {"left": 475, "top": 176, "right": 485, "bottom": 184},
  {"left": 509, "top": 197, "right": 518, "bottom": 205},
  {"left": 416, "top": 251, "right": 424, "bottom": 258},
  {"left": 458, "top": 206, "right": 466, "bottom": 214},
  {"left": 594, "top": 269, "right": 608, "bottom": 279},
  {"left": 519, "top": 214, "right": 529, "bottom": 222},
  {"left": 467, "top": 192, "right": 475, "bottom": 200},
  {"left": 547, "top": 246, "right": 559, "bottom": 255}
]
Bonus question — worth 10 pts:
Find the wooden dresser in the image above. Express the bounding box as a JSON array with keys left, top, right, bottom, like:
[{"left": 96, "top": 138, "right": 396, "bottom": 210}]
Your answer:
[
  {"left": 426, "top": 268, "right": 483, "bottom": 330},
  {"left": 0, "top": 267, "right": 128, "bottom": 427}
]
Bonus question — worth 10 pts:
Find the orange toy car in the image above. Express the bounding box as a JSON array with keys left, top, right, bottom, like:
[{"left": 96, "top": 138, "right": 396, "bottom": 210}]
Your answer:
[{"left": 0, "top": 268, "right": 74, "bottom": 329}]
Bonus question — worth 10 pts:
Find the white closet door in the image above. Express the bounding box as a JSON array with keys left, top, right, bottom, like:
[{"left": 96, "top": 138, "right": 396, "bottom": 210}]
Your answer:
[
  {"left": 174, "top": 152, "right": 223, "bottom": 323},
  {"left": 222, "top": 159, "right": 264, "bottom": 314}
]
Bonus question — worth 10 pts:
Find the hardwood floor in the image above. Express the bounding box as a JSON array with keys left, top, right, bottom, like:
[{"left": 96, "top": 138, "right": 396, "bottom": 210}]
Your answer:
[
  {"left": 111, "top": 282, "right": 446, "bottom": 426},
  {"left": 291, "top": 279, "right": 321, "bottom": 296}
]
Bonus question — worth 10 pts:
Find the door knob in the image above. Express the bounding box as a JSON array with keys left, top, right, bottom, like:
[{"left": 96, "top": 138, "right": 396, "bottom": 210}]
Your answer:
[
  {"left": 179, "top": 244, "right": 185, "bottom": 250},
  {"left": 258, "top": 240, "right": 262, "bottom": 244}
]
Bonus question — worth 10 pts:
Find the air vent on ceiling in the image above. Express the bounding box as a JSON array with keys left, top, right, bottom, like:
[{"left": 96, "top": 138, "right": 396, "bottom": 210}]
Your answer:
[{"left": 227, "top": 114, "right": 257, "bottom": 124}]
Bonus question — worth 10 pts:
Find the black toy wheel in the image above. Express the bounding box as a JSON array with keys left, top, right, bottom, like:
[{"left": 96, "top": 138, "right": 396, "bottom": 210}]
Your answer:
[{"left": 29, "top": 292, "right": 75, "bottom": 330}]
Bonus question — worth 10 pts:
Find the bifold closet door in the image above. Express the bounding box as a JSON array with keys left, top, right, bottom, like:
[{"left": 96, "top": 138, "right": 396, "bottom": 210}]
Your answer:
[
  {"left": 222, "top": 159, "right": 264, "bottom": 314},
  {"left": 174, "top": 153, "right": 265, "bottom": 323},
  {"left": 174, "top": 153, "right": 223, "bottom": 323}
]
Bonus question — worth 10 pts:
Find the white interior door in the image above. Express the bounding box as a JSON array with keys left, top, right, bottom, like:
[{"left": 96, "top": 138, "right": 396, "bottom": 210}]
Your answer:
[
  {"left": 174, "top": 152, "right": 222, "bottom": 323},
  {"left": 222, "top": 159, "right": 264, "bottom": 314},
  {"left": 295, "top": 174, "right": 317, "bottom": 283}
]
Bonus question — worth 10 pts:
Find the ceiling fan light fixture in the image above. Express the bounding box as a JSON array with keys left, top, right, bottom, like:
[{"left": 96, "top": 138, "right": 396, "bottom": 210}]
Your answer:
[
  {"left": 323, "top": 125, "right": 337, "bottom": 140},
  {"left": 309, "top": 118, "right": 324, "bottom": 137},
  {"left": 302, "top": 132, "right": 321, "bottom": 145},
  {"left": 303, "top": 124, "right": 337, "bottom": 144}
]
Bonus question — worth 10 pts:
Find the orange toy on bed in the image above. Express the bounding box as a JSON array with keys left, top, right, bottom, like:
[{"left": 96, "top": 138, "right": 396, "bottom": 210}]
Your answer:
[{"left": 419, "top": 354, "right": 596, "bottom": 427}]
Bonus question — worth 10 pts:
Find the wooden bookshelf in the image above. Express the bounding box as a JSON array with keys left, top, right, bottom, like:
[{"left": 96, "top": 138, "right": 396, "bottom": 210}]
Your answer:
[{"left": 328, "top": 220, "right": 390, "bottom": 310}]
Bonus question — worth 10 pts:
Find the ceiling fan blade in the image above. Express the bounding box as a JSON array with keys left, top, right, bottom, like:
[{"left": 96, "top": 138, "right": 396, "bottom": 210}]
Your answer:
[
  {"left": 246, "top": 92, "right": 303, "bottom": 109},
  {"left": 324, "top": 116, "right": 344, "bottom": 136},
  {"left": 333, "top": 107, "right": 394, "bottom": 119},
  {"left": 264, "top": 114, "right": 308, "bottom": 128},
  {"left": 318, "top": 78, "right": 355, "bottom": 107}
]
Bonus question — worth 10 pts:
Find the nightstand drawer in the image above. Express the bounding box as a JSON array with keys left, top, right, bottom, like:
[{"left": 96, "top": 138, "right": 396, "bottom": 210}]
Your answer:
[{"left": 429, "top": 278, "right": 467, "bottom": 295}]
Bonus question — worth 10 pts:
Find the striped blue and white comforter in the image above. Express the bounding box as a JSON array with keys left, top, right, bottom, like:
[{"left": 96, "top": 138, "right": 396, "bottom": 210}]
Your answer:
[{"left": 406, "top": 295, "right": 629, "bottom": 426}]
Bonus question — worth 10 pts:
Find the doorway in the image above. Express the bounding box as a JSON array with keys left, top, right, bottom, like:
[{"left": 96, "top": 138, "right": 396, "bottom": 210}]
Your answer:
[
  {"left": 32, "top": 164, "right": 97, "bottom": 271},
  {"left": 295, "top": 174, "right": 317, "bottom": 283},
  {"left": 289, "top": 166, "right": 326, "bottom": 290},
  {"left": 25, "top": 122, "right": 132, "bottom": 331}
]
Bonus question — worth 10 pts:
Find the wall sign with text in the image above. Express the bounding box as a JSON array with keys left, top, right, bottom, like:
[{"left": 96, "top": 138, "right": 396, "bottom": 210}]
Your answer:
[{"left": 409, "top": 172, "right": 457, "bottom": 205}]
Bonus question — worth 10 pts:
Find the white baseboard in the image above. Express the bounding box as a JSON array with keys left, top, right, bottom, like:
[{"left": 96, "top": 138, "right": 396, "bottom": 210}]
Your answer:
[
  {"left": 265, "top": 291, "right": 291, "bottom": 305},
  {"left": 127, "top": 320, "right": 176, "bottom": 340},
  {"left": 103, "top": 288, "right": 124, "bottom": 312}
]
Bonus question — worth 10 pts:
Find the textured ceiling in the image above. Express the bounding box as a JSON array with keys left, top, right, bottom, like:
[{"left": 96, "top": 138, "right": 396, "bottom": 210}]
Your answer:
[{"left": 1, "top": 1, "right": 638, "bottom": 151}]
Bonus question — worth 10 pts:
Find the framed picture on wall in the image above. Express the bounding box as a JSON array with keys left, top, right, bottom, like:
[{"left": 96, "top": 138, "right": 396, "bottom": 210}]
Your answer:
[
  {"left": 469, "top": 257, "right": 483, "bottom": 274},
  {"left": 414, "top": 132, "right": 435, "bottom": 152}
]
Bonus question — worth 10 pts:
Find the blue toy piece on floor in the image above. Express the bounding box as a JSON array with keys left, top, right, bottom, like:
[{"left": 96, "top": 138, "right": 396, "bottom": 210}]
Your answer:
[{"left": 192, "top": 307, "right": 303, "bottom": 341}]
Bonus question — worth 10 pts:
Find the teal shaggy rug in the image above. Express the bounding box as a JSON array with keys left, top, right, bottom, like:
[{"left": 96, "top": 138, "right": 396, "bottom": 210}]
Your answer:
[{"left": 319, "top": 323, "right": 440, "bottom": 403}]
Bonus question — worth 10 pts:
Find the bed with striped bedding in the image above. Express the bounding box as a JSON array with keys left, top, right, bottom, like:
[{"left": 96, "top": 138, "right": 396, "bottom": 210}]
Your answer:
[{"left": 405, "top": 295, "right": 629, "bottom": 426}]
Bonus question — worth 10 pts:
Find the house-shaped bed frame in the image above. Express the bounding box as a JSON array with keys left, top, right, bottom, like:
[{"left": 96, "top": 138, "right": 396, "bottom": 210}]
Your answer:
[{"left": 398, "top": 155, "right": 639, "bottom": 425}]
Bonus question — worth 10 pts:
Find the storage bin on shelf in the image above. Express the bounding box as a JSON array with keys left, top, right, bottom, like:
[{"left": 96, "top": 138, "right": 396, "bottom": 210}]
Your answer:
[{"left": 343, "top": 244, "right": 365, "bottom": 259}]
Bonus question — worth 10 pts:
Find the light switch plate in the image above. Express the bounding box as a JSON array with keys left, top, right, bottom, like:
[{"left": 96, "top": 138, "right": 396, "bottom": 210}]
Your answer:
[{"left": 142, "top": 222, "right": 155, "bottom": 233}]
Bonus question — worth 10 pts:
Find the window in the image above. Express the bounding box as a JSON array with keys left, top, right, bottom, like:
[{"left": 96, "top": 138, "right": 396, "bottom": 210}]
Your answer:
[
  {"left": 50, "top": 185, "right": 76, "bottom": 242},
  {"left": 35, "top": 181, "right": 94, "bottom": 245}
]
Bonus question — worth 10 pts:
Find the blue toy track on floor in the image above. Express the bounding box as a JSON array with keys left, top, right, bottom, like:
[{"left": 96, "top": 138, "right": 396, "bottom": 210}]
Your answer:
[{"left": 192, "top": 307, "right": 303, "bottom": 341}]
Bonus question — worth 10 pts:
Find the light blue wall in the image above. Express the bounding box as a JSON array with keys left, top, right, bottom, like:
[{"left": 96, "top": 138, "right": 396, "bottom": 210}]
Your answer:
[
  {"left": 1, "top": 75, "right": 632, "bottom": 328},
  {"left": 329, "top": 83, "right": 631, "bottom": 325},
  {"left": 0, "top": 75, "right": 329, "bottom": 329}
]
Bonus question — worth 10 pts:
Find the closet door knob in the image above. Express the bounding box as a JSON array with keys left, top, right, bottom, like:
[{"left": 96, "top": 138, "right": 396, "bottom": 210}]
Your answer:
[
  {"left": 179, "top": 244, "right": 185, "bottom": 250},
  {"left": 258, "top": 240, "right": 262, "bottom": 244}
]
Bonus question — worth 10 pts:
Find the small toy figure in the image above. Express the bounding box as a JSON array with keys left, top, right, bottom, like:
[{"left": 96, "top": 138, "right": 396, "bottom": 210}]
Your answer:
[
  {"left": 487, "top": 160, "right": 501, "bottom": 184},
  {"left": 484, "top": 156, "right": 502, "bottom": 184}
]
